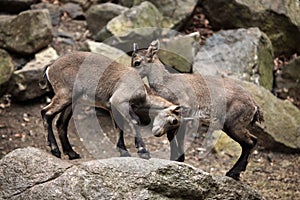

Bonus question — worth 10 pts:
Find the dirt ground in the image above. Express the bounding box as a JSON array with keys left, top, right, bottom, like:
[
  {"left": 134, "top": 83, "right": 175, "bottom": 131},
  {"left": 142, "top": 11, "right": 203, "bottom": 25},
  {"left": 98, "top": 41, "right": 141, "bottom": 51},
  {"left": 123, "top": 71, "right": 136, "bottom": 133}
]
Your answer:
[{"left": 0, "top": 97, "right": 299, "bottom": 200}]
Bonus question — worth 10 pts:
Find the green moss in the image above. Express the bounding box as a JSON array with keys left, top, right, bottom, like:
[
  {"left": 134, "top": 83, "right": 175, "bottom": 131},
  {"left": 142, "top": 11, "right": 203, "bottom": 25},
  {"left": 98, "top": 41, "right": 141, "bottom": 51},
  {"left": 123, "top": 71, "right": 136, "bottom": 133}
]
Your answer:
[
  {"left": 0, "top": 49, "right": 13, "bottom": 85},
  {"left": 257, "top": 32, "right": 274, "bottom": 90}
]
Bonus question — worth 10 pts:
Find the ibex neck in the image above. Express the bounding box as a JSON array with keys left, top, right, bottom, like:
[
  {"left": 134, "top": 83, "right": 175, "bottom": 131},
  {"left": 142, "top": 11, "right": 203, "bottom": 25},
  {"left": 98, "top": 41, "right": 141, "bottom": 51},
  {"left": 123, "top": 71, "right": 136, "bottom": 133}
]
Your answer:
[{"left": 147, "top": 60, "right": 169, "bottom": 86}]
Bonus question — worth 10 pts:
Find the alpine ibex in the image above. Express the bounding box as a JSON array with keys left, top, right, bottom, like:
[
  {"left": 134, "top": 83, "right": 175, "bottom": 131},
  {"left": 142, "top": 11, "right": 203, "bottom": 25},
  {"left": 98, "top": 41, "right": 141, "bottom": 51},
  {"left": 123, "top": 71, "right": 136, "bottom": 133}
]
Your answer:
[
  {"left": 41, "top": 51, "right": 181, "bottom": 160},
  {"left": 131, "top": 40, "right": 264, "bottom": 180}
]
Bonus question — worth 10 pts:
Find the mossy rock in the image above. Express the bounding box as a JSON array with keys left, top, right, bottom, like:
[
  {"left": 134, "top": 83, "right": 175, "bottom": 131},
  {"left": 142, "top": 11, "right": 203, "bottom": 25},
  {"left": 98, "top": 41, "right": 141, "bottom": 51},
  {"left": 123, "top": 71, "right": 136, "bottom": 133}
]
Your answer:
[{"left": 0, "top": 49, "right": 14, "bottom": 95}]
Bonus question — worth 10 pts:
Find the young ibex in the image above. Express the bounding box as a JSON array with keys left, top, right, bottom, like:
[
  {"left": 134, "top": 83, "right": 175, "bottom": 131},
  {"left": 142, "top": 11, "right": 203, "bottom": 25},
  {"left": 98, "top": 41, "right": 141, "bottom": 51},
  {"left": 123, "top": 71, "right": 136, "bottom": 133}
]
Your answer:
[
  {"left": 41, "top": 51, "right": 181, "bottom": 160},
  {"left": 131, "top": 40, "right": 264, "bottom": 180}
]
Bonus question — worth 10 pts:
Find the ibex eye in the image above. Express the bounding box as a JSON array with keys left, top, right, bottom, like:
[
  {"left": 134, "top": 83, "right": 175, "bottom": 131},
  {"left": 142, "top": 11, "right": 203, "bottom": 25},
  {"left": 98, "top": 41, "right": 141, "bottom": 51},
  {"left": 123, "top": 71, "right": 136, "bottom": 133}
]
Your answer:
[{"left": 134, "top": 61, "right": 141, "bottom": 67}]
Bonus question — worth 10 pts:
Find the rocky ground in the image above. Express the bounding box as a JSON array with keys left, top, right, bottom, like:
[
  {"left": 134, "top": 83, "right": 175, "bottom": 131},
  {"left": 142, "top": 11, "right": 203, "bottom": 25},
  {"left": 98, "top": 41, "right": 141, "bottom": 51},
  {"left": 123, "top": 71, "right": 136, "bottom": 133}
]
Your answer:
[
  {"left": 0, "top": 2, "right": 299, "bottom": 200},
  {"left": 0, "top": 97, "right": 299, "bottom": 200}
]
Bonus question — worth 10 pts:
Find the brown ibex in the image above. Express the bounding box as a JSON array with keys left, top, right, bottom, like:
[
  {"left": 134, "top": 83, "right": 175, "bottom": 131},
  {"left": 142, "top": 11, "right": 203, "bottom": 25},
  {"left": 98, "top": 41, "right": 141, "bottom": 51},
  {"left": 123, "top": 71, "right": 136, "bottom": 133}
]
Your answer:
[
  {"left": 131, "top": 40, "right": 264, "bottom": 180},
  {"left": 41, "top": 51, "right": 181, "bottom": 160}
]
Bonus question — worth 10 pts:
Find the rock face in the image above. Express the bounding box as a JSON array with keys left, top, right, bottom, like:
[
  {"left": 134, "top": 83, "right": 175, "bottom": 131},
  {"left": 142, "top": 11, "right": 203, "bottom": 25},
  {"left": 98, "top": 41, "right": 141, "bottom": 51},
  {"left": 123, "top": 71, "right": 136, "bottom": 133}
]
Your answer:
[
  {"left": 194, "top": 28, "right": 274, "bottom": 90},
  {"left": 62, "top": 2, "right": 85, "bottom": 20},
  {"left": 31, "top": 2, "right": 64, "bottom": 26},
  {"left": 86, "top": 3, "right": 128, "bottom": 37},
  {"left": 0, "top": 49, "right": 14, "bottom": 95},
  {"left": 86, "top": 40, "right": 131, "bottom": 66},
  {"left": 200, "top": 0, "right": 300, "bottom": 56},
  {"left": 7, "top": 47, "right": 58, "bottom": 101},
  {"left": 0, "top": 10, "right": 53, "bottom": 55},
  {"left": 241, "top": 81, "right": 300, "bottom": 153},
  {"left": 95, "top": 1, "right": 163, "bottom": 52},
  {"left": 274, "top": 57, "right": 300, "bottom": 109},
  {"left": 0, "top": 147, "right": 265, "bottom": 200},
  {"left": 133, "top": 0, "right": 198, "bottom": 28},
  {"left": 158, "top": 32, "right": 200, "bottom": 73},
  {"left": 213, "top": 130, "right": 242, "bottom": 159}
]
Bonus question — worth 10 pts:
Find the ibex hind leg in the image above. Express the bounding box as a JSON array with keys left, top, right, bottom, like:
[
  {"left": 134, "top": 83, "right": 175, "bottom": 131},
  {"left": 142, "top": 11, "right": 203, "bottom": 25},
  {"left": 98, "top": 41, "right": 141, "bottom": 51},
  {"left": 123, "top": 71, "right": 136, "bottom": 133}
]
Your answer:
[
  {"left": 116, "top": 129, "right": 131, "bottom": 157},
  {"left": 41, "top": 96, "right": 71, "bottom": 158},
  {"left": 224, "top": 127, "right": 257, "bottom": 180},
  {"left": 56, "top": 105, "right": 80, "bottom": 160}
]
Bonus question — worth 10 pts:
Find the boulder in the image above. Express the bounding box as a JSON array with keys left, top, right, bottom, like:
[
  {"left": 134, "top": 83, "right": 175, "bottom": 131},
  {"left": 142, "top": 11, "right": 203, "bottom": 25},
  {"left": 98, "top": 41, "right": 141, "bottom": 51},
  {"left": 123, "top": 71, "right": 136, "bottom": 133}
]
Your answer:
[
  {"left": 0, "top": 49, "right": 14, "bottom": 95},
  {"left": 240, "top": 80, "right": 300, "bottom": 153},
  {"left": 133, "top": 0, "right": 198, "bottom": 29},
  {"left": 85, "top": 40, "right": 131, "bottom": 66},
  {"left": 7, "top": 47, "right": 58, "bottom": 101},
  {"left": 95, "top": 1, "right": 164, "bottom": 52},
  {"left": 60, "top": 0, "right": 92, "bottom": 10},
  {"left": 0, "top": 10, "right": 53, "bottom": 55},
  {"left": 62, "top": 2, "right": 85, "bottom": 20},
  {"left": 274, "top": 56, "right": 300, "bottom": 108},
  {"left": 31, "top": 2, "right": 64, "bottom": 26},
  {"left": 157, "top": 32, "right": 200, "bottom": 73},
  {"left": 86, "top": 3, "right": 128, "bottom": 37},
  {"left": 194, "top": 28, "right": 274, "bottom": 90},
  {"left": 0, "top": 147, "right": 265, "bottom": 199},
  {"left": 0, "top": 0, "right": 39, "bottom": 14},
  {"left": 213, "top": 130, "right": 241, "bottom": 159},
  {"left": 200, "top": 0, "right": 300, "bottom": 56}
]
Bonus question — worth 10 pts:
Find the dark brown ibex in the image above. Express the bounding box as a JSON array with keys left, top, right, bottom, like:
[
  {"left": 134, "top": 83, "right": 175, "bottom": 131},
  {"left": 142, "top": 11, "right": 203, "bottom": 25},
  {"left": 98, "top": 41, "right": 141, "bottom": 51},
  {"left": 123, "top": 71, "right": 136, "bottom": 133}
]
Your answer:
[
  {"left": 41, "top": 51, "right": 181, "bottom": 160},
  {"left": 131, "top": 40, "right": 264, "bottom": 180}
]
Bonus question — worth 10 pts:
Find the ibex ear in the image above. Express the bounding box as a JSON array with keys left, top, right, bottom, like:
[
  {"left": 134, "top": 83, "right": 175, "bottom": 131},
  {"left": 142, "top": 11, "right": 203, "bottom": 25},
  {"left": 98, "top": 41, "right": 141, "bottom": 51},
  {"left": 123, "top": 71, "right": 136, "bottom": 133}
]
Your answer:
[
  {"left": 133, "top": 43, "right": 139, "bottom": 54},
  {"left": 170, "top": 105, "right": 181, "bottom": 115},
  {"left": 146, "top": 40, "right": 160, "bottom": 58}
]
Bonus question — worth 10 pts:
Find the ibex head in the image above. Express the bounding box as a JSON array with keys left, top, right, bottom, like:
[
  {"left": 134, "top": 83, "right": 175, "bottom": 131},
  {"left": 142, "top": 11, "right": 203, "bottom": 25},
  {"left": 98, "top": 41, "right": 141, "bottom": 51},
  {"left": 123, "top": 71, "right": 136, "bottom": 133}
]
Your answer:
[
  {"left": 152, "top": 105, "right": 181, "bottom": 137},
  {"left": 131, "top": 40, "right": 160, "bottom": 78}
]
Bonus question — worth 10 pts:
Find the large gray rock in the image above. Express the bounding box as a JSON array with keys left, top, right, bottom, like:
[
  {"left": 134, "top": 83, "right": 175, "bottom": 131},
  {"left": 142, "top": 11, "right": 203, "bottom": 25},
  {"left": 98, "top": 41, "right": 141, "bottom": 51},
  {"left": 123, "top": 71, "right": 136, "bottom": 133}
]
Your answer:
[
  {"left": 0, "top": 0, "right": 39, "bottom": 14},
  {"left": 95, "top": 1, "right": 164, "bottom": 52},
  {"left": 31, "top": 2, "right": 64, "bottom": 26},
  {"left": 62, "top": 2, "right": 85, "bottom": 20},
  {"left": 158, "top": 32, "right": 200, "bottom": 73},
  {"left": 85, "top": 40, "right": 131, "bottom": 66},
  {"left": 0, "top": 10, "right": 53, "bottom": 55},
  {"left": 7, "top": 47, "right": 58, "bottom": 101},
  {"left": 0, "top": 49, "right": 14, "bottom": 95},
  {"left": 133, "top": 0, "right": 198, "bottom": 29},
  {"left": 0, "top": 147, "right": 265, "bottom": 199},
  {"left": 200, "top": 0, "right": 300, "bottom": 56},
  {"left": 60, "top": 0, "right": 92, "bottom": 10},
  {"left": 213, "top": 130, "right": 242, "bottom": 159},
  {"left": 86, "top": 3, "right": 128, "bottom": 37},
  {"left": 194, "top": 28, "right": 274, "bottom": 90},
  {"left": 274, "top": 56, "right": 300, "bottom": 109},
  {"left": 240, "top": 80, "right": 300, "bottom": 153}
]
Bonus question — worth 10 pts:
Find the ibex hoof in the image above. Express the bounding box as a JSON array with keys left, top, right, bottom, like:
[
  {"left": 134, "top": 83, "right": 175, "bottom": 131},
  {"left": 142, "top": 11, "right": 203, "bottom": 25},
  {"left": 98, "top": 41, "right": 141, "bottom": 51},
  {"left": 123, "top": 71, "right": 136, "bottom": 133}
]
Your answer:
[
  {"left": 175, "top": 154, "right": 185, "bottom": 162},
  {"left": 67, "top": 151, "right": 81, "bottom": 160},
  {"left": 51, "top": 148, "right": 61, "bottom": 158},
  {"left": 226, "top": 171, "right": 240, "bottom": 181},
  {"left": 118, "top": 149, "right": 131, "bottom": 157},
  {"left": 137, "top": 149, "right": 151, "bottom": 159}
]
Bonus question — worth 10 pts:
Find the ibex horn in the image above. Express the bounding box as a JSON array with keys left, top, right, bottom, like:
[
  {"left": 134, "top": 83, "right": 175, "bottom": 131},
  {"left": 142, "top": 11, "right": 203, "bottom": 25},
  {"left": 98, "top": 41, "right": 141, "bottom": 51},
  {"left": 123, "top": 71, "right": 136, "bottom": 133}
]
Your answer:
[{"left": 133, "top": 43, "right": 138, "bottom": 53}]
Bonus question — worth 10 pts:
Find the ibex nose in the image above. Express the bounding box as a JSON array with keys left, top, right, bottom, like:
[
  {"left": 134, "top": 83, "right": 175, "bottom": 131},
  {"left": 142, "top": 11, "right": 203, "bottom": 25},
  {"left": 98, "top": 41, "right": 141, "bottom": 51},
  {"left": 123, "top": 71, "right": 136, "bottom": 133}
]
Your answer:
[
  {"left": 152, "top": 126, "right": 164, "bottom": 137},
  {"left": 171, "top": 118, "right": 178, "bottom": 125}
]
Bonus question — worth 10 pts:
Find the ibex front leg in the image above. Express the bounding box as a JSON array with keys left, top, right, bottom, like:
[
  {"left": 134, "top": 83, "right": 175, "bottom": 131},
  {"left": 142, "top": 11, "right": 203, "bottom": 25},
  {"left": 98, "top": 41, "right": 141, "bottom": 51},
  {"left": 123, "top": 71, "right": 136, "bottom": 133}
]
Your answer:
[{"left": 110, "top": 97, "right": 150, "bottom": 159}]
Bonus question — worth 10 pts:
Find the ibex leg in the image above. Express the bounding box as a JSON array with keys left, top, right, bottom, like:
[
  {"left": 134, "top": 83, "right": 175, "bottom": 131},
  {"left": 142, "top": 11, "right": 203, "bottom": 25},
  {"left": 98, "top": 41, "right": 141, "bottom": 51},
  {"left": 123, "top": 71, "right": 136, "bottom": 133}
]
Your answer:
[{"left": 56, "top": 105, "right": 80, "bottom": 159}]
